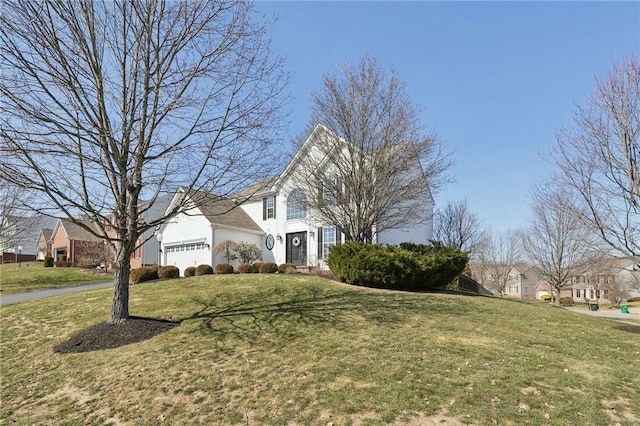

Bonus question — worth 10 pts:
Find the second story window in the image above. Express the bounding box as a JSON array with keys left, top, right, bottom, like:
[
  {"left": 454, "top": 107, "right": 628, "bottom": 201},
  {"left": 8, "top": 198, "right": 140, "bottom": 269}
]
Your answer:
[
  {"left": 262, "top": 196, "right": 275, "bottom": 220},
  {"left": 286, "top": 189, "right": 307, "bottom": 220}
]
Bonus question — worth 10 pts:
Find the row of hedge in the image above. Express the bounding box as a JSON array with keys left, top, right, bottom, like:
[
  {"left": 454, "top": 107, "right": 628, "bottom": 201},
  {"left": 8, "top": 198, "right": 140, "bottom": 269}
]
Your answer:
[
  {"left": 130, "top": 265, "right": 180, "bottom": 284},
  {"left": 327, "top": 241, "right": 468, "bottom": 291},
  {"left": 130, "top": 261, "right": 300, "bottom": 283},
  {"left": 184, "top": 262, "right": 298, "bottom": 276}
]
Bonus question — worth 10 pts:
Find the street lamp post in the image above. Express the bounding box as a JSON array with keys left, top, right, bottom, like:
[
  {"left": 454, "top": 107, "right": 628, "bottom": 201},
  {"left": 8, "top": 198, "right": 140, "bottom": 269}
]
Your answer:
[
  {"left": 156, "top": 234, "right": 163, "bottom": 266},
  {"left": 18, "top": 245, "right": 22, "bottom": 268}
]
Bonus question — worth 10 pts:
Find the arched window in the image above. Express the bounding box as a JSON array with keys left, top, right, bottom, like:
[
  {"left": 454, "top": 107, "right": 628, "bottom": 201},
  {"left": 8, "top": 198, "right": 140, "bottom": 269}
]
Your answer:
[{"left": 287, "top": 189, "right": 307, "bottom": 220}]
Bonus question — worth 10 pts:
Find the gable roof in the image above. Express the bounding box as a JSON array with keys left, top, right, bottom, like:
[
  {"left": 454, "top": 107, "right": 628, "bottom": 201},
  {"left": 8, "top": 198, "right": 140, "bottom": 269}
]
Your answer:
[
  {"left": 272, "top": 123, "right": 433, "bottom": 202},
  {"left": 233, "top": 176, "right": 278, "bottom": 200},
  {"left": 199, "top": 195, "right": 262, "bottom": 232},
  {"left": 167, "top": 188, "right": 262, "bottom": 233},
  {"left": 39, "top": 228, "right": 53, "bottom": 242},
  {"left": 52, "top": 218, "right": 103, "bottom": 243}
]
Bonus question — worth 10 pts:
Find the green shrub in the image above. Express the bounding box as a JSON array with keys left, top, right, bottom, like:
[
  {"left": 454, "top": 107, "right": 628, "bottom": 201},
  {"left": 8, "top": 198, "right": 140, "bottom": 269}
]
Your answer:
[
  {"left": 215, "top": 263, "right": 234, "bottom": 274},
  {"left": 195, "top": 264, "right": 213, "bottom": 276},
  {"left": 158, "top": 265, "right": 180, "bottom": 279},
  {"left": 278, "top": 263, "right": 297, "bottom": 274},
  {"left": 327, "top": 241, "right": 468, "bottom": 291},
  {"left": 560, "top": 297, "right": 575, "bottom": 307},
  {"left": 44, "top": 255, "right": 54, "bottom": 268},
  {"left": 251, "top": 262, "right": 263, "bottom": 273},
  {"left": 129, "top": 266, "right": 159, "bottom": 284},
  {"left": 259, "top": 262, "right": 278, "bottom": 274},
  {"left": 184, "top": 266, "right": 196, "bottom": 277},
  {"left": 237, "top": 263, "right": 252, "bottom": 273}
]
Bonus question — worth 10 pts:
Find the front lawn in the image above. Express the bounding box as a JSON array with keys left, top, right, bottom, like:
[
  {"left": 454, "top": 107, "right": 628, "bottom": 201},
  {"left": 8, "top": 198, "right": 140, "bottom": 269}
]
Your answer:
[
  {"left": 0, "top": 262, "right": 112, "bottom": 294},
  {"left": 1, "top": 274, "right": 638, "bottom": 425}
]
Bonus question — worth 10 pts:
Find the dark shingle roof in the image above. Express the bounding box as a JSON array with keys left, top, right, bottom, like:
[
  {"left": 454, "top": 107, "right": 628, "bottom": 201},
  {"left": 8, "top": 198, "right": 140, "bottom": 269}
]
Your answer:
[
  {"left": 189, "top": 192, "right": 262, "bottom": 233},
  {"left": 59, "top": 219, "right": 103, "bottom": 242}
]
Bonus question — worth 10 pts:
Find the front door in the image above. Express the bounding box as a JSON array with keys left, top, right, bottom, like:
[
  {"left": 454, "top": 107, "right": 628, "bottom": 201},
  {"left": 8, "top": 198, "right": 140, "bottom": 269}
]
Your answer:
[{"left": 286, "top": 232, "right": 307, "bottom": 266}]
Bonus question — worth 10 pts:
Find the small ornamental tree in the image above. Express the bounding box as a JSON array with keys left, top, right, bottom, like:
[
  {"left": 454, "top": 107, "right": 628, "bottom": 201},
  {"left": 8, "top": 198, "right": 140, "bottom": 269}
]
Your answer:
[
  {"left": 212, "top": 240, "right": 239, "bottom": 265},
  {"left": 236, "top": 242, "right": 262, "bottom": 264}
]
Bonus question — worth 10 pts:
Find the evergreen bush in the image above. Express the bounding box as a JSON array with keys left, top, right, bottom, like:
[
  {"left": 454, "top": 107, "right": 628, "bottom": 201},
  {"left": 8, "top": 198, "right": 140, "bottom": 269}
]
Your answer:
[
  {"left": 44, "top": 255, "right": 54, "bottom": 268},
  {"left": 278, "top": 263, "right": 297, "bottom": 274},
  {"left": 259, "top": 262, "right": 278, "bottom": 274},
  {"left": 327, "top": 241, "right": 468, "bottom": 291},
  {"left": 195, "top": 264, "right": 214, "bottom": 276},
  {"left": 215, "top": 263, "right": 234, "bottom": 274},
  {"left": 237, "top": 263, "right": 252, "bottom": 273},
  {"left": 129, "top": 266, "right": 159, "bottom": 284},
  {"left": 158, "top": 265, "right": 180, "bottom": 279}
]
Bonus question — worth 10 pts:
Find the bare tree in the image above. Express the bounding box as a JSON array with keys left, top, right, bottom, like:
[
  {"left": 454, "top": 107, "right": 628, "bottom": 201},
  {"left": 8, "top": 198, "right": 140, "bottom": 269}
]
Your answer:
[
  {"left": 433, "top": 199, "right": 487, "bottom": 258},
  {"left": 0, "top": 180, "right": 33, "bottom": 252},
  {"left": 288, "top": 55, "right": 451, "bottom": 242},
  {"left": 521, "top": 185, "right": 601, "bottom": 306},
  {"left": 236, "top": 241, "right": 262, "bottom": 264},
  {"left": 476, "top": 228, "right": 521, "bottom": 296},
  {"left": 212, "top": 240, "right": 239, "bottom": 265},
  {"left": 0, "top": 1, "right": 287, "bottom": 323},
  {"left": 554, "top": 57, "right": 639, "bottom": 259}
]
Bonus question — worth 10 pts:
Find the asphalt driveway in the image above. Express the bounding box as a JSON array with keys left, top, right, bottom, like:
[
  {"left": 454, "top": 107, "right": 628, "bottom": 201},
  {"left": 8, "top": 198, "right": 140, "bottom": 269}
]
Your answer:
[{"left": 0, "top": 282, "right": 114, "bottom": 306}]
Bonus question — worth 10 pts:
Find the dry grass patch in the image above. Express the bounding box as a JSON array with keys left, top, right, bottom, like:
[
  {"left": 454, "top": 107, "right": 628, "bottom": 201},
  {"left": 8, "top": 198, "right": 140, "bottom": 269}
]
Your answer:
[
  {"left": 1, "top": 274, "right": 639, "bottom": 425},
  {"left": 0, "top": 262, "right": 112, "bottom": 294}
]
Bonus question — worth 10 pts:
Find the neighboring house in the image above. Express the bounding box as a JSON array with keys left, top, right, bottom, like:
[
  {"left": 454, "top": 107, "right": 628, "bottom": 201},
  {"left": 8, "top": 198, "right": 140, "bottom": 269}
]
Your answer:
[
  {"left": 566, "top": 257, "right": 640, "bottom": 303},
  {"left": 108, "top": 194, "right": 173, "bottom": 269},
  {"left": 35, "top": 228, "right": 54, "bottom": 260},
  {"left": 503, "top": 263, "right": 544, "bottom": 300},
  {"left": 0, "top": 215, "right": 57, "bottom": 263},
  {"left": 50, "top": 218, "right": 108, "bottom": 267},
  {"left": 158, "top": 190, "right": 266, "bottom": 275},
  {"left": 616, "top": 257, "right": 640, "bottom": 298},
  {"left": 236, "top": 124, "right": 434, "bottom": 268},
  {"left": 534, "top": 279, "right": 556, "bottom": 300}
]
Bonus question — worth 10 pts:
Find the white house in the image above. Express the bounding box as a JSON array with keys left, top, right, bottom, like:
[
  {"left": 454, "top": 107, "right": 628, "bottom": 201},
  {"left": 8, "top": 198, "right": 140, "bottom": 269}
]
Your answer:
[
  {"left": 236, "top": 124, "right": 434, "bottom": 268},
  {"left": 159, "top": 124, "right": 435, "bottom": 274},
  {"left": 158, "top": 190, "right": 267, "bottom": 275}
]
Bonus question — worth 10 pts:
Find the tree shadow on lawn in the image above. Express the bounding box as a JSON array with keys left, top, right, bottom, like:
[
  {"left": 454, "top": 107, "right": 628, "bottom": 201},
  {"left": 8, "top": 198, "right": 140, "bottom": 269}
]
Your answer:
[
  {"left": 182, "top": 286, "right": 471, "bottom": 345},
  {"left": 53, "top": 285, "right": 475, "bottom": 353}
]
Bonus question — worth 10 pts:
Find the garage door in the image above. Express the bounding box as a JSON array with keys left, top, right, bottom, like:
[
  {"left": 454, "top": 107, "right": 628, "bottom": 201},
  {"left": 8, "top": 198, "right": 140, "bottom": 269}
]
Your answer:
[{"left": 164, "top": 242, "right": 209, "bottom": 276}]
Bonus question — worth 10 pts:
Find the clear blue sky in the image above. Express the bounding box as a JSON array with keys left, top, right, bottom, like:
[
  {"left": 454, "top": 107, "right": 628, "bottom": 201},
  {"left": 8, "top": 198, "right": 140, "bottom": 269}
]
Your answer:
[{"left": 253, "top": 1, "right": 640, "bottom": 231}]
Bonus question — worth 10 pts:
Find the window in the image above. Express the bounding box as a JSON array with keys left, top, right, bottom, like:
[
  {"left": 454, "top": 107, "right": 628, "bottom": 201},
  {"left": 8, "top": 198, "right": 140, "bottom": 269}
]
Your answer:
[
  {"left": 263, "top": 196, "right": 275, "bottom": 220},
  {"left": 318, "top": 226, "right": 341, "bottom": 259},
  {"left": 507, "top": 285, "right": 518, "bottom": 294},
  {"left": 319, "top": 180, "right": 337, "bottom": 206},
  {"left": 286, "top": 189, "right": 306, "bottom": 220}
]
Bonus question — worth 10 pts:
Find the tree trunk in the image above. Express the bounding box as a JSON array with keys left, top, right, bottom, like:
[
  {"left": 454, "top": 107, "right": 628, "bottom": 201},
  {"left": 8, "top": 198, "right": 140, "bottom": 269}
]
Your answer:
[{"left": 110, "top": 247, "right": 131, "bottom": 324}]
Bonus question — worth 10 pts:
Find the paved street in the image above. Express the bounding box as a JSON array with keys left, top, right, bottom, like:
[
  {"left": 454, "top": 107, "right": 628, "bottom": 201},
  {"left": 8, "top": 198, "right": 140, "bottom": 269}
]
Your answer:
[
  {"left": 564, "top": 306, "right": 640, "bottom": 321},
  {"left": 0, "top": 282, "right": 113, "bottom": 306}
]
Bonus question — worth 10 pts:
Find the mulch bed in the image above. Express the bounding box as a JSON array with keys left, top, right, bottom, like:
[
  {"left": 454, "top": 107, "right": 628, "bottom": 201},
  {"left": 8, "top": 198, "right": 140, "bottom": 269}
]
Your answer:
[{"left": 53, "top": 316, "right": 180, "bottom": 354}]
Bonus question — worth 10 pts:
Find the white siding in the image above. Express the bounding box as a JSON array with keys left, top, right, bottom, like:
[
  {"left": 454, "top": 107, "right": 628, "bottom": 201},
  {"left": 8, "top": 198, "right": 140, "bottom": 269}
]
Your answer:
[
  {"left": 212, "top": 226, "right": 264, "bottom": 268},
  {"left": 161, "top": 206, "right": 213, "bottom": 276},
  {"left": 240, "top": 198, "right": 278, "bottom": 263},
  {"left": 378, "top": 221, "right": 432, "bottom": 246}
]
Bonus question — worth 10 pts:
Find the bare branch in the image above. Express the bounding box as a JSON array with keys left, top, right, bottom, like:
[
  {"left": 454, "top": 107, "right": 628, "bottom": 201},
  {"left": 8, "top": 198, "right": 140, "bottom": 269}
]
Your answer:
[
  {"left": 289, "top": 55, "right": 451, "bottom": 242},
  {"left": 0, "top": 0, "right": 288, "bottom": 322}
]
